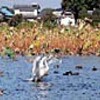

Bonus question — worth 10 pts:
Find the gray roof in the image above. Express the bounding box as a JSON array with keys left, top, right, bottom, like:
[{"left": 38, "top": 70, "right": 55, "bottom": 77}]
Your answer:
[
  {"left": 13, "top": 5, "right": 40, "bottom": 11},
  {"left": 54, "top": 8, "right": 62, "bottom": 11}
]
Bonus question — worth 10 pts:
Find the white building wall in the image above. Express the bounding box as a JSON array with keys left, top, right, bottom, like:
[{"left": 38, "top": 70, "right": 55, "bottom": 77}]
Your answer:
[
  {"left": 14, "top": 9, "right": 38, "bottom": 18},
  {"left": 60, "top": 17, "right": 75, "bottom": 26},
  {"left": 14, "top": 9, "right": 20, "bottom": 14}
]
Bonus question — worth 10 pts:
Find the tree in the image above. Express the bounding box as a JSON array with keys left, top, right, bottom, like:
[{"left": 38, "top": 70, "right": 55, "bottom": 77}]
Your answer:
[
  {"left": 39, "top": 8, "right": 55, "bottom": 22},
  {"left": 61, "top": 0, "right": 100, "bottom": 23},
  {"left": 85, "top": 0, "right": 100, "bottom": 10},
  {"left": 38, "top": 8, "right": 57, "bottom": 29}
]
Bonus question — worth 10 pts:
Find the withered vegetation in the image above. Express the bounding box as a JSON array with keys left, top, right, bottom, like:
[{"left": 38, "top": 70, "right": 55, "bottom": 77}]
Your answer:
[{"left": 0, "top": 21, "right": 100, "bottom": 57}]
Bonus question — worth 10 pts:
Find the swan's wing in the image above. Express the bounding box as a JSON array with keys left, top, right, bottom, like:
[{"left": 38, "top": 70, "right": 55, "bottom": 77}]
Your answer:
[
  {"left": 32, "top": 62, "right": 37, "bottom": 75},
  {"left": 32, "top": 55, "right": 42, "bottom": 75},
  {"left": 44, "top": 60, "right": 49, "bottom": 69}
]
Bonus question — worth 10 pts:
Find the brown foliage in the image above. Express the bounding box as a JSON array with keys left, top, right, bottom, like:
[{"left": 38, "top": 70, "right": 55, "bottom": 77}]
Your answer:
[{"left": 0, "top": 22, "right": 100, "bottom": 55}]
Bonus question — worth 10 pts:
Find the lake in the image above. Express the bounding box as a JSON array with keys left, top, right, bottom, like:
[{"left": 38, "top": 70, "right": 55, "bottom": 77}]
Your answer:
[{"left": 0, "top": 55, "right": 100, "bottom": 100}]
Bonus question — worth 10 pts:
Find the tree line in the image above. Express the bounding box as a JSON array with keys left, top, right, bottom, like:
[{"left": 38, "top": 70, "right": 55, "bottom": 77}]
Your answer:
[{"left": 61, "top": 0, "right": 100, "bottom": 23}]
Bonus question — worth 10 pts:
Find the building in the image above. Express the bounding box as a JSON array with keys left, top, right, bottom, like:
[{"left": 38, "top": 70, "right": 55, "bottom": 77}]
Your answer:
[
  {"left": 0, "top": 6, "right": 14, "bottom": 17},
  {"left": 53, "top": 8, "right": 62, "bottom": 17},
  {"left": 52, "top": 8, "right": 75, "bottom": 26},
  {"left": 13, "top": 3, "right": 40, "bottom": 19},
  {"left": 60, "top": 11, "right": 75, "bottom": 26}
]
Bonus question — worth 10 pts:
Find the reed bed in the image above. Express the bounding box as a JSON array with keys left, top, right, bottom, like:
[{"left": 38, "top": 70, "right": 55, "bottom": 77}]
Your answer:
[{"left": 0, "top": 21, "right": 100, "bottom": 56}]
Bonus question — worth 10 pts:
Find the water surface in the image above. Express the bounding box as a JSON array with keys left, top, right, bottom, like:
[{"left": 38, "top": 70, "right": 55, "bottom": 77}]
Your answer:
[{"left": 0, "top": 55, "right": 100, "bottom": 100}]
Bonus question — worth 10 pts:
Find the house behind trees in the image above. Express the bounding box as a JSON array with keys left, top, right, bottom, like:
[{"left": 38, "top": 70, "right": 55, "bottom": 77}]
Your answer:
[{"left": 13, "top": 3, "right": 40, "bottom": 19}]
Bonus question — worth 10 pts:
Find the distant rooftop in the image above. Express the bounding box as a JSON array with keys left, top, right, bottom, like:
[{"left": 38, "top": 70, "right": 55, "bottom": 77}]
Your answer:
[{"left": 13, "top": 4, "right": 40, "bottom": 11}]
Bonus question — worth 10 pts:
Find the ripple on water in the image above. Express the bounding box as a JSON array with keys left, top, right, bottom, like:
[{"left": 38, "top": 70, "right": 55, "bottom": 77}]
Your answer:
[{"left": 0, "top": 56, "right": 100, "bottom": 100}]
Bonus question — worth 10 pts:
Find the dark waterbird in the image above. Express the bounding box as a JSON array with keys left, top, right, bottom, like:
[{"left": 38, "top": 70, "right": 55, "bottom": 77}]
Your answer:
[
  {"left": 75, "top": 65, "right": 83, "bottom": 69},
  {"left": 63, "top": 71, "right": 79, "bottom": 76},
  {"left": 92, "top": 66, "right": 98, "bottom": 71}
]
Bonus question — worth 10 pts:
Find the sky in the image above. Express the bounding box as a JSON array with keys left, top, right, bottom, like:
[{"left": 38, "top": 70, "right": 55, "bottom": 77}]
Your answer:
[{"left": 0, "top": 0, "right": 62, "bottom": 9}]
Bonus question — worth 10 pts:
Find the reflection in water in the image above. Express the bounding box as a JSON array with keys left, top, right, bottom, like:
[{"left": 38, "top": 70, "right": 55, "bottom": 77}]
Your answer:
[
  {"left": 36, "top": 82, "right": 53, "bottom": 90},
  {"left": 37, "top": 90, "right": 48, "bottom": 100},
  {"left": 34, "top": 82, "right": 53, "bottom": 100}
]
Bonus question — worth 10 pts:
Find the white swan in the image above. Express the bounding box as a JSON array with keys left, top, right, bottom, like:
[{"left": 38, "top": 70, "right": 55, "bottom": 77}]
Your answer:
[{"left": 30, "top": 54, "right": 53, "bottom": 82}]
